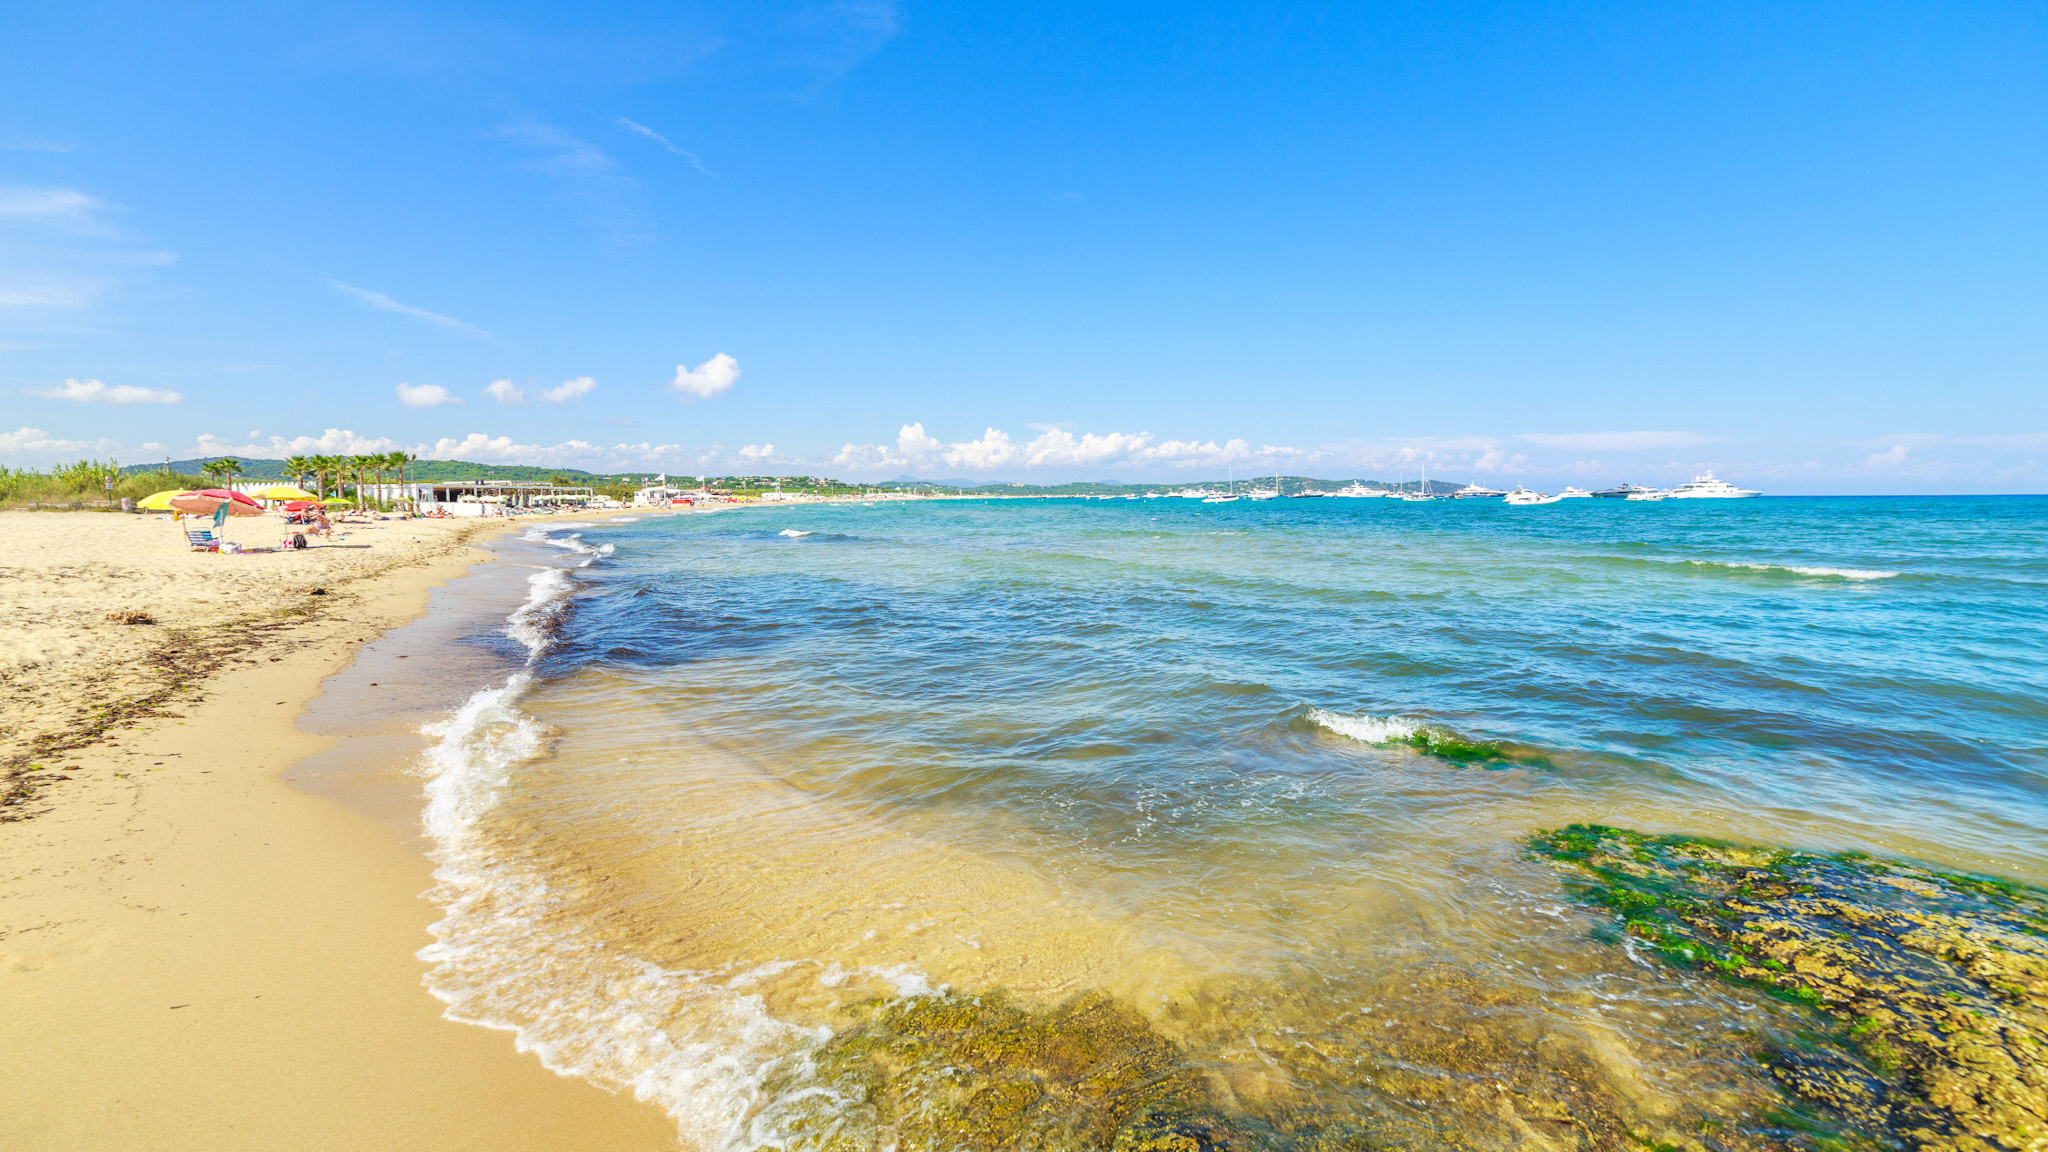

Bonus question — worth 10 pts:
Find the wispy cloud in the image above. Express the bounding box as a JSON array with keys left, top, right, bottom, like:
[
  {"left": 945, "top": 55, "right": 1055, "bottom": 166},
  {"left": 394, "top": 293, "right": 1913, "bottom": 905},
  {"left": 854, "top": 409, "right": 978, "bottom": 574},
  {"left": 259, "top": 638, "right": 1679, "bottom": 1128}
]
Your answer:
[
  {"left": 1518, "top": 431, "right": 1709, "bottom": 452},
  {"left": 483, "top": 378, "right": 524, "bottom": 404},
  {"left": 329, "top": 279, "right": 489, "bottom": 338},
  {"left": 395, "top": 382, "right": 460, "bottom": 407},
  {"left": 539, "top": 376, "right": 597, "bottom": 402},
  {"left": 28, "top": 377, "right": 183, "bottom": 404},
  {"left": 0, "top": 186, "right": 108, "bottom": 227},
  {"left": 495, "top": 119, "right": 645, "bottom": 243},
  {"left": 670, "top": 353, "right": 741, "bottom": 398},
  {"left": 617, "top": 118, "right": 712, "bottom": 174}
]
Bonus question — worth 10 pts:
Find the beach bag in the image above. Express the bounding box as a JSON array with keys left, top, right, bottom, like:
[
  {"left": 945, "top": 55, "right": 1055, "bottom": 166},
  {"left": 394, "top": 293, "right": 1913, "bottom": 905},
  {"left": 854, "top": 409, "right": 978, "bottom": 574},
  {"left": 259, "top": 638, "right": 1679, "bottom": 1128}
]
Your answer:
[{"left": 291, "top": 533, "right": 308, "bottom": 550}]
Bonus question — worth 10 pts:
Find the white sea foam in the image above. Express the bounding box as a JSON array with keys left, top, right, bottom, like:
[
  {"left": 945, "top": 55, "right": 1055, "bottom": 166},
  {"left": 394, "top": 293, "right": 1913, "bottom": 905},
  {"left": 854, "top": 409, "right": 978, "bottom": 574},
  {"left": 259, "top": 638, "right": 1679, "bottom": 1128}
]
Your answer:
[
  {"left": 777, "top": 528, "right": 812, "bottom": 538},
  {"left": 415, "top": 555, "right": 935, "bottom": 1150},
  {"left": 609, "top": 516, "right": 639, "bottom": 523},
  {"left": 1308, "top": 708, "right": 1421, "bottom": 744},
  {"left": 1684, "top": 559, "right": 1899, "bottom": 580}
]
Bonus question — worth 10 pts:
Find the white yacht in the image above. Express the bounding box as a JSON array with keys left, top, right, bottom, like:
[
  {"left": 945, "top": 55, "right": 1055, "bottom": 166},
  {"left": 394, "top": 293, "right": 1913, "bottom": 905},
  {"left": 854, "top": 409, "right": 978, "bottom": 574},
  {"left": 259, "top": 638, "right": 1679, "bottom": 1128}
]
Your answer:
[
  {"left": 1625, "top": 489, "right": 1668, "bottom": 502},
  {"left": 1452, "top": 483, "right": 1507, "bottom": 499},
  {"left": 1665, "top": 471, "right": 1760, "bottom": 499},
  {"left": 1558, "top": 486, "right": 1594, "bottom": 499},
  {"left": 1334, "top": 482, "right": 1391, "bottom": 498},
  {"left": 1201, "top": 493, "right": 1239, "bottom": 504},
  {"left": 1503, "top": 487, "right": 1563, "bottom": 505}
]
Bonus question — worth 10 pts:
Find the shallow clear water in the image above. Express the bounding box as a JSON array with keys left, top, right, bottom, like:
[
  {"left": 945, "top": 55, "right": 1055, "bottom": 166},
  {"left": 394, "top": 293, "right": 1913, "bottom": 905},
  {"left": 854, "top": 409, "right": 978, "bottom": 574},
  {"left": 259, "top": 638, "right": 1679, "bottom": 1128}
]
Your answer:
[{"left": 413, "top": 498, "right": 2048, "bottom": 1149}]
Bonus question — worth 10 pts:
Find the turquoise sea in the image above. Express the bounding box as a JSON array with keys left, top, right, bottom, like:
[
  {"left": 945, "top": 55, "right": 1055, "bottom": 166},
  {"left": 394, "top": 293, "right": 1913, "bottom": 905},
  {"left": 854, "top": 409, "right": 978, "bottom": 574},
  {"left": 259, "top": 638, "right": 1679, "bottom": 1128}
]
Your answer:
[{"left": 407, "top": 496, "right": 2048, "bottom": 1149}]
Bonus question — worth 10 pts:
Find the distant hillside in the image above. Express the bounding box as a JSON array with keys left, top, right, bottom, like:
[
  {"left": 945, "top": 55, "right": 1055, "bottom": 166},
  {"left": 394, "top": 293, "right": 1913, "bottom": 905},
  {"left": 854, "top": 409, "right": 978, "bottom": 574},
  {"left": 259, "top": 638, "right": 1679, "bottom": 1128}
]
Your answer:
[
  {"left": 126, "top": 457, "right": 665, "bottom": 485},
  {"left": 122, "top": 459, "right": 1461, "bottom": 495}
]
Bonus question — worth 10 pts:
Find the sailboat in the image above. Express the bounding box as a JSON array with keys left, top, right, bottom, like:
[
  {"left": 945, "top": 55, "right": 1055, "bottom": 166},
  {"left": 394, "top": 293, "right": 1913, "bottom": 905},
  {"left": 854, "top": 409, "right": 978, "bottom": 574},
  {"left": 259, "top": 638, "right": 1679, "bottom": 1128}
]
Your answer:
[{"left": 1398, "top": 457, "right": 1434, "bottom": 501}]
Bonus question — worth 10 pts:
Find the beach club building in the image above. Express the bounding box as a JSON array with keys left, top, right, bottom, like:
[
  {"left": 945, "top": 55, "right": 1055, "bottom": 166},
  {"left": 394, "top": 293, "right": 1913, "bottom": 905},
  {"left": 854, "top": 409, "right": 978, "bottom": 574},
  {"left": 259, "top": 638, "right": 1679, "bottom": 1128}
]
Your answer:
[{"left": 359, "top": 480, "right": 600, "bottom": 513}]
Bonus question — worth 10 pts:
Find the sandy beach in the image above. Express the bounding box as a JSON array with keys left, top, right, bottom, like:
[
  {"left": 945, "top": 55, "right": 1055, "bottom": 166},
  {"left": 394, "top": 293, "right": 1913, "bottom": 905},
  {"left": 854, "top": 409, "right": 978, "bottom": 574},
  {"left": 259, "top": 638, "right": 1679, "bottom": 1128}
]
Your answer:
[{"left": 0, "top": 510, "right": 674, "bottom": 1150}]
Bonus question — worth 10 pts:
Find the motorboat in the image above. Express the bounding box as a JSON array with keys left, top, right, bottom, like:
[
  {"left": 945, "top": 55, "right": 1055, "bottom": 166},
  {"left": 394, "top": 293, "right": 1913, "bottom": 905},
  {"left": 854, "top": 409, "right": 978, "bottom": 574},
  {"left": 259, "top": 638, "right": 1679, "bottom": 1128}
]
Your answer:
[
  {"left": 1201, "top": 494, "right": 1239, "bottom": 504},
  {"left": 1625, "top": 490, "right": 1668, "bottom": 502},
  {"left": 1591, "top": 483, "right": 1658, "bottom": 499},
  {"left": 1664, "top": 471, "right": 1760, "bottom": 499},
  {"left": 1503, "top": 487, "right": 1563, "bottom": 505},
  {"left": 1333, "top": 483, "right": 1391, "bottom": 498},
  {"left": 1558, "top": 486, "right": 1594, "bottom": 498},
  {"left": 1452, "top": 483, "right": 1507, "bottom": 499}
]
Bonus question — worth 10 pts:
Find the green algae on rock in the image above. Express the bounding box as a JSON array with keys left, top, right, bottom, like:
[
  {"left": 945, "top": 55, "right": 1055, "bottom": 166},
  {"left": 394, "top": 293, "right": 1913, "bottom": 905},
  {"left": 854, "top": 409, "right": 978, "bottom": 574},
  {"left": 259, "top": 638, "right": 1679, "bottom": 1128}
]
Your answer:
[
  {"left": 754, "top": 990, "right": 1237, "bottom": 1152},
  {"left": 1529, "top": 824, "right": 2048, "bottom": 1152}
]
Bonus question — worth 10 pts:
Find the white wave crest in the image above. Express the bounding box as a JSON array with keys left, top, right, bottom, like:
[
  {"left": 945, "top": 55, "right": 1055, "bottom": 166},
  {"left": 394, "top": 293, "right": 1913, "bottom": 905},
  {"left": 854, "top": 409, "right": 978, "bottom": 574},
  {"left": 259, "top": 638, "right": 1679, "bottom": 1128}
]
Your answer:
[
  {"left": 1309, "top": 708, "right": 1421, "bottom": 744},
  {"left": 504, "top": 568, "right": 575, "bottom": 658},
  {"left": 609, "top": 516, "right": 639, "bottom": 523},
  {"left": 415, "top": 556, "right": 941, "bottom": 1150},
  {"left": 1688, "top": 560, "right": 1898, "bottom": 580},
  {"left": 777, "top": 528, "right": 812, "bottom": 538}
]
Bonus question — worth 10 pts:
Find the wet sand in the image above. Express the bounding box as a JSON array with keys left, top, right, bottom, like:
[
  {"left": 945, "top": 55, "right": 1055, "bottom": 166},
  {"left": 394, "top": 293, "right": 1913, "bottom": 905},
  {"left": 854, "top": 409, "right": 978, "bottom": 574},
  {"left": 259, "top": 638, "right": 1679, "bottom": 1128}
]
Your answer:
[{"left": 0, "top": 510, "right": 675, "bottom": 1150}]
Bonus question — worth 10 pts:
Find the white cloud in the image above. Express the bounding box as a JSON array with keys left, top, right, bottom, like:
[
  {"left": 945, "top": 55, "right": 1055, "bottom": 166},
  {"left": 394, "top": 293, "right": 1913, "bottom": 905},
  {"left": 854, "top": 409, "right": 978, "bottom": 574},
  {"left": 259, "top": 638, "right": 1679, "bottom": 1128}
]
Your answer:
[
  {"left": 329, "top": 279, "right": 489, "bottom": 338},
  {"left": 669, "top": 353, "right": 740, "bottom": 399},
  {"left": 429, "top": 432, "right": 687, "bottom": 470},
  {"left": 29, "top": 377, "right": 183, "bottom": 404},
  {"left": 833, "top": 423, "right": 1307, "bottom": 474},
  {"left": 1518, "top": 431, "right": 1708, "bottom": 452},
  {"left": 616, "top": 118, "right": 713, "bottom": 174},
  {"left": 483, "top": 378, "right": 524, "bottom": 404},
  {"left": 395, "top": 382, "right": 460, "bottom": 407},
  {"left": 0, "top": 426, "right": 120, "bottom": 461},
  {"left": 539, "top": 376, "right": 598, "bottom": 403},
  {"left": 190, "top": 428, "right": 405, "bottom": 459},
  {"left": 1861, "top": 445, "right": 1911, "bottom": 470},
  {"left": 739, "top": 443, "right": 775, "bottom": 460}
]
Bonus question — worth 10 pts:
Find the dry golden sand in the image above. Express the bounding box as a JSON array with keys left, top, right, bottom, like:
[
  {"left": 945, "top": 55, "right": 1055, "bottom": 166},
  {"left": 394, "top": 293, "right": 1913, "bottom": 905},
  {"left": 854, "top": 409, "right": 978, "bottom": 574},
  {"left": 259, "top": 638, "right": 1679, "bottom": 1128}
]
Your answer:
[{"left": 0, "top": 510, "right": 675, "bottom": 1150}]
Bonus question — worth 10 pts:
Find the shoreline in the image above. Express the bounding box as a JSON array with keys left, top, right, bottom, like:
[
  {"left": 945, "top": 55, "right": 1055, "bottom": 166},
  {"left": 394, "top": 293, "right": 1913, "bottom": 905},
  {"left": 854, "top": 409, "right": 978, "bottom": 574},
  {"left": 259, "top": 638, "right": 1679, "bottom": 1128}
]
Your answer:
[{"left": 0, "top": 511, "right": 676, "bottom": 1150}]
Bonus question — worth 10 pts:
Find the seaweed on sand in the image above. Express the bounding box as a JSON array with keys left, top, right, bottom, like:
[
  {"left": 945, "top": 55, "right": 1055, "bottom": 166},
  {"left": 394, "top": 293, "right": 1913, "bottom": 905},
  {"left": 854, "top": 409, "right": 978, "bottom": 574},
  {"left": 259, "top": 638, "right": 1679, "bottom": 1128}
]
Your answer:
[{"left": 1530, "top": 824, "right": 2048, "bottom": 1152}]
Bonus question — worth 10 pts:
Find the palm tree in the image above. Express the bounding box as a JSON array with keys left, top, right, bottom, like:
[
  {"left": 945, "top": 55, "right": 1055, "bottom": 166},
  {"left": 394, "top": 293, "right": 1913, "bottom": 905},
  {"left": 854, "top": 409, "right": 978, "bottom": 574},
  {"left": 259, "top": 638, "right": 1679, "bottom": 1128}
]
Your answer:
[
  {"left": 284, "top": 455, "right": 313, "bottom": 492},
  {"left": 309, "top": 455, "right": 336, "bottom": 502},
  {"left": 383, "top": 450, "right": 413, "bottom": 512}
]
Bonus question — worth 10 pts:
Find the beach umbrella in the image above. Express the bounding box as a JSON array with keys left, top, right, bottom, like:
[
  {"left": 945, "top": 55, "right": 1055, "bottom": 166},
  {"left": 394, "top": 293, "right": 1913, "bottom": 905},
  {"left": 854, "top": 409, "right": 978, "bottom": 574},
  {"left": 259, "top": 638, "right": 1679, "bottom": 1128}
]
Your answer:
[
  {"left": 281, "top": 499, "right": 327, "bottom": 512},
  {"left": 137, "top": 489, "right": 194, "bottom": 510},
  {"left": 169, "top": 489, "right": 264, "bottom": 517},
  {"left": 253, "top": 485, "right": 318, "bottom": 500}
]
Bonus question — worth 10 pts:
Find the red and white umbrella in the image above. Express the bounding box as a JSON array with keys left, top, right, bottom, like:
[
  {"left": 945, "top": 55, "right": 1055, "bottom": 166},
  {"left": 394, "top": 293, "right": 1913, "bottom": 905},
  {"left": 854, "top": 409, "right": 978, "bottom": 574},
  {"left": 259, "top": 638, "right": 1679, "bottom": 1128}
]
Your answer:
[{"left": 169, "top": 489, "right": 265, "bottom": 517}]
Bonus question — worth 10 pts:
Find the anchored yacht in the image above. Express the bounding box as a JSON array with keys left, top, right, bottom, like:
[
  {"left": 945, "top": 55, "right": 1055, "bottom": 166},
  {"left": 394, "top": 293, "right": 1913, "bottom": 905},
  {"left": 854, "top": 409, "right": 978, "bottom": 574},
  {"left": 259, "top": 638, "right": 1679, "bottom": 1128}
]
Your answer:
[
  {"left": 1333, "top": 483, "right": 1392, "bottom": 498},
  {"left": 1591, "top": 483, "right": 1658, "bottom": 499},
  {"left": 1665, "top": 471, "right": 1761, "bottom": 499},
  {"left": 1452, "top": 483, "right": 1507, "bottom": 499},
  {"left": 1503, "top": 487, "right": 1563, "bottom": 505},
  {"left": 1558, "top": 486, "right": 1594, "bottom": 499}
]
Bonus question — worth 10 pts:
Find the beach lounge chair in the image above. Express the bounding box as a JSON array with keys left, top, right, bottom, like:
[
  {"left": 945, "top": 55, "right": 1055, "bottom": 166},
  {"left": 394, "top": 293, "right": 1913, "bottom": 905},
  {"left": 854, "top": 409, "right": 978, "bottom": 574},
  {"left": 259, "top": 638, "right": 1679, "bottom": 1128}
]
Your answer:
[{"left": 186, "top": 529, "right": 220, "bottom": 552}]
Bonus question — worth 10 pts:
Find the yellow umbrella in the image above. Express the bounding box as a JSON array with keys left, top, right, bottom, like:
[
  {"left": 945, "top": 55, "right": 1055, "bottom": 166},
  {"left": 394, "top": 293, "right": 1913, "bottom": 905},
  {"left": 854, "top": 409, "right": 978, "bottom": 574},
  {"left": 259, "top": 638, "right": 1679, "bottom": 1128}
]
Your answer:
[
  {"left": 253, "top": 485, "right": 318, "bottom": 500},
  {"left": 137, "top": 489, "right": 194, "bottom": 510}
]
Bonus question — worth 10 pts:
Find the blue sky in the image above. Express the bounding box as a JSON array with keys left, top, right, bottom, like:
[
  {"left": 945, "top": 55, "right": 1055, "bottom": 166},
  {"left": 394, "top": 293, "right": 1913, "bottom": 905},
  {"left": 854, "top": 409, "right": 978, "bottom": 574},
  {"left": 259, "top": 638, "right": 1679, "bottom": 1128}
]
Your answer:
[{"left": 2, "top": 1, "right": 2043, "bottom": 491}]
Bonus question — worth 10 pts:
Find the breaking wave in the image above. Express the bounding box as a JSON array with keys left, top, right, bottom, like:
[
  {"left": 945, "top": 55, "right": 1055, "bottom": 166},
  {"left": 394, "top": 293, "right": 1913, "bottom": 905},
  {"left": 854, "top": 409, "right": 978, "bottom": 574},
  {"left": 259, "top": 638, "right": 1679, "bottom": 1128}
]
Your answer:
[
  {"left": 1308, "top": 708, "right": 1551, "bottom": 767},
  {"left": 1685, "top": 559, "right": 1899, "bottom": 581},
  {"left": 777, "top": 529, "right": 813, "bottom": 538}
]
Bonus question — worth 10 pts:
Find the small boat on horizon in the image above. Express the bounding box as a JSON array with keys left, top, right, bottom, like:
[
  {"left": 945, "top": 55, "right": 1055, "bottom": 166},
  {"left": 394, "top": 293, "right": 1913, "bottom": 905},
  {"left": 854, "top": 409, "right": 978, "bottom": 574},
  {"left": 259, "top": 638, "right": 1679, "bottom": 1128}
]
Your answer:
[
  {"left": 1592, "top": 483, "right": 1658, "bottom": 499},
  {"left": 1503, "top": 487, "right": 1563, "bottom": 505},
  {"left": 1558, "top": 486, "right": 1594, "bottom": 498}
]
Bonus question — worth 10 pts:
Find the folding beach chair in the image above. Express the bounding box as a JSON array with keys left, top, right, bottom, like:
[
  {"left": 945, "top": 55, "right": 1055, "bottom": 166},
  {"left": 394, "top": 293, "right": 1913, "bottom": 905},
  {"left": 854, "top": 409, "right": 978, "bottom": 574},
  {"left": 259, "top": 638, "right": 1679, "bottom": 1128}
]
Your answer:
[{"left": 186, "top": 529, "right": 220, "bottom": 552}]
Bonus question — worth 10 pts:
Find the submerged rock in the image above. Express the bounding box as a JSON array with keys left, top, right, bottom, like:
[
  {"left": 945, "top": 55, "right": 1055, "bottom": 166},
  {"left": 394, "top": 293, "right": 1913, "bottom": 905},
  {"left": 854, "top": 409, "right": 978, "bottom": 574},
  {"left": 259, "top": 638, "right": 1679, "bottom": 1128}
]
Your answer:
[
  {"left": 1529, "top": 824, "right": 2048, "bottom": 1152},
  {"left": 756, "top": 989, "right": 1238, "bottom": 1152}
]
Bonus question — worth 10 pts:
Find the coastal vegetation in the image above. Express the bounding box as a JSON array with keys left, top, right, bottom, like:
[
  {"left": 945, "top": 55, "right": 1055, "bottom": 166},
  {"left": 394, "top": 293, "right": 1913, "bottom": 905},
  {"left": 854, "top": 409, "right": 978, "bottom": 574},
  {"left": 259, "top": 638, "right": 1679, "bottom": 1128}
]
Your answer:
[
  {"left": 0, "top": 459, "right": 211, "bottom": 509},
  {"left": 1530, "top": 824, "right": 2047, "bottom": 1152}
]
